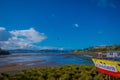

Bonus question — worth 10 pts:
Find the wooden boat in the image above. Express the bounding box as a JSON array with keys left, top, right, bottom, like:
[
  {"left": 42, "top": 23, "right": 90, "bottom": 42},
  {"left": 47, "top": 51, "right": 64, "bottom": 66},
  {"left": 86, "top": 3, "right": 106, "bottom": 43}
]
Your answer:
[{"left": 92, "top": 51, "right": 120, "bottom": 78}]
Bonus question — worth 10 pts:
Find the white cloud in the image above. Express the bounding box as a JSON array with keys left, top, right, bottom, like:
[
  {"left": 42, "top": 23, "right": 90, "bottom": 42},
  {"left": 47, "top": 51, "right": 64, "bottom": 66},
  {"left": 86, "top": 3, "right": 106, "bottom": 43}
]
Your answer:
[
  {"left": 74, "top": 24, "right": 79, "bottom": 28},
  {"left": 0, "top": 27, "right": 6, "bottom": 30},
  {"left": 0, "top": 27, "right": 64, "bottom": 50},
  {"left": 0, "top": 38, "right": 33, "bottom": 49},
  {"left": 0, "top": 27, "right": 47, "bottom": 49},
  {"left": 10, "top": 28, "right": 46, "bottom": 43},
  {"left": 0, "top": 27, "right": 12, "bottom": 41},
  {"left": 39, "top": 46, "right": 64, "bottom": 50},
  {"left": 58, "top": 48, "right": 64, "bottom": 51},
  {"left": 39, "top": 46, "right": 56, "bottom": 50}
]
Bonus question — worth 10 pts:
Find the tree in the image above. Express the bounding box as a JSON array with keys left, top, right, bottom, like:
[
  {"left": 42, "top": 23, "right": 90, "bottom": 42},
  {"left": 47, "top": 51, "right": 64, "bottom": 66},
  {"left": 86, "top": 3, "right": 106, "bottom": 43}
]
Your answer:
[{"left": 0, "top": 48, "right": 10, "bottom": 55}]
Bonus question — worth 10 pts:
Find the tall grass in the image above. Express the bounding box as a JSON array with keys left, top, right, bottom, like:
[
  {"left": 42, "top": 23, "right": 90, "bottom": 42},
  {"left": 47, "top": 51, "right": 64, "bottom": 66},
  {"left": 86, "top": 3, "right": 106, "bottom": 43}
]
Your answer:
[{"left": 0, "top": 64, "right": 119, "bottom": 80}]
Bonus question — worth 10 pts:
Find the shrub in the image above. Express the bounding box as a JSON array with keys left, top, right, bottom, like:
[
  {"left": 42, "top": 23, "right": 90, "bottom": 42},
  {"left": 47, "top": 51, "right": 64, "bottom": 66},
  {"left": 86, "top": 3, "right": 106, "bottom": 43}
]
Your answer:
[{"left": 0, "top": 64, "right": 111, "bottom": 80}]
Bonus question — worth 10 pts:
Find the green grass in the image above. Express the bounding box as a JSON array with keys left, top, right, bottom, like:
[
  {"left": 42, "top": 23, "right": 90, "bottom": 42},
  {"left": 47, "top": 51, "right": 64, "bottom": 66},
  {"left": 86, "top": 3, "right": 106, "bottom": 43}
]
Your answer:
[{"left": 0, "top": 64, "right": 119, "bottom": 80}]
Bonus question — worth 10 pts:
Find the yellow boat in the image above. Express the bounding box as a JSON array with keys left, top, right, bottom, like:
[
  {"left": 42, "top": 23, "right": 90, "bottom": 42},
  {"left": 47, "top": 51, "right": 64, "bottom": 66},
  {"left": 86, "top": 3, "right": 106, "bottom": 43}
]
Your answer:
[{"left": 92, "top": 51, "right": 120, "bottom": 78}]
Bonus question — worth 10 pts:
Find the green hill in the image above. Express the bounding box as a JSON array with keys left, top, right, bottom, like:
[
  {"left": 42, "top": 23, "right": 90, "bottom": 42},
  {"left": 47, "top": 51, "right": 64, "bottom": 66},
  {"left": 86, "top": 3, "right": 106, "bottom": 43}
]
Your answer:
[{"left": 74, "top": 45, "right": 120, "bottom": 53}]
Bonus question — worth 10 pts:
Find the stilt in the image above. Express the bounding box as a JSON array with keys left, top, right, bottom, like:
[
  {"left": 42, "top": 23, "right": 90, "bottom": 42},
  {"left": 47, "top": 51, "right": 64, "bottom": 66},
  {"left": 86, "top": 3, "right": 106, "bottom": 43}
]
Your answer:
[
  {"left": 105, "top": 74, "right": 109, "bottom": 80},
  {"left": 108, "top": 75, "right": 116, "bottom": 80},
  {"left": 112, "top": 76, "right": 114, "bottom": 80},
  {"left": 106, "top": 74, "right": 108, "bottom": 80},
  {"left": 109, "top": 75, "right": 110, "bottom": 80},
  {"left": 105, "top": 75, "right": 115, "bottom": 80}
]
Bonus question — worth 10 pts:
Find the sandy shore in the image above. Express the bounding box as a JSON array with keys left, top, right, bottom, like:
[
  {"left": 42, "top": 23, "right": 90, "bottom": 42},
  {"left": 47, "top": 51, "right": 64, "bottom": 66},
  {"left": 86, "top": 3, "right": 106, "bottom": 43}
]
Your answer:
[{"left": 0, "top": 54, "right": 58, "bottom": 73}]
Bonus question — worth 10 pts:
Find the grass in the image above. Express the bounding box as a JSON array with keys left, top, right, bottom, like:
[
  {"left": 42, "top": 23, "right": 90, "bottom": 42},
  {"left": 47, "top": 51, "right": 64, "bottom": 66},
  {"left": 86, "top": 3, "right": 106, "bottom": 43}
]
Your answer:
[{"left": 0, "top": 64, "right": 119, "bottom": 80}]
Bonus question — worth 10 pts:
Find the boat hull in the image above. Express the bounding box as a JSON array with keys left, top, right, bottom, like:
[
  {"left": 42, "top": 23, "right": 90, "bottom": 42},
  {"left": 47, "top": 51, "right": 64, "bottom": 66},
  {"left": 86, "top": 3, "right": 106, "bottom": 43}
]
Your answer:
[
  {"left": 92, "top": 58, "right": 120, "bottom": 78},
  {"left": 96, "top": 67, "right": 120, "bottom": 78}
]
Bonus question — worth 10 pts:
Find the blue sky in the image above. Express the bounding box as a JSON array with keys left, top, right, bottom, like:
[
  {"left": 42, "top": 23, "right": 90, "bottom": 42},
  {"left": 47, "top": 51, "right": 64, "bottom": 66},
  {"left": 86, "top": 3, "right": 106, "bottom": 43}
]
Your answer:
[{"left": 0, "top": 0, "right": 120, "bottom": 50}]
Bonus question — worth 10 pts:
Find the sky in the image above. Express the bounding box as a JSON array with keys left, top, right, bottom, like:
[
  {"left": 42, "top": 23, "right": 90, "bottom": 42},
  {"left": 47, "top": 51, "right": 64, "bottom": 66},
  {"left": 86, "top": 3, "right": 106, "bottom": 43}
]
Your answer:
[{"left": 0, "top": 0, "right": 120, "bottom": 50}]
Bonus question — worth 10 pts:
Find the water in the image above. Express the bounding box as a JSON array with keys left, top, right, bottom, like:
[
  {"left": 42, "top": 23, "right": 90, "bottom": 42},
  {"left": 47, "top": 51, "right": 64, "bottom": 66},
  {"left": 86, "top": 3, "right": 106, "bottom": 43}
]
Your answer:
[{"left": 0, "top": 53, "right": 93, "bottom": 67}]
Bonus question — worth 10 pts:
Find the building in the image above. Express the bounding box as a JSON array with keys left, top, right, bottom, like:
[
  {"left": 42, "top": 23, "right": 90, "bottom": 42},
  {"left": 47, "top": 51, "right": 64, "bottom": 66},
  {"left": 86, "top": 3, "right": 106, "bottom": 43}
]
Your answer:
[
  {"left": 97, "top": 52, "right": 106, "bottom": 58},
  {"left": 107, "top": 51, "right": 120, "bottom": 58}
]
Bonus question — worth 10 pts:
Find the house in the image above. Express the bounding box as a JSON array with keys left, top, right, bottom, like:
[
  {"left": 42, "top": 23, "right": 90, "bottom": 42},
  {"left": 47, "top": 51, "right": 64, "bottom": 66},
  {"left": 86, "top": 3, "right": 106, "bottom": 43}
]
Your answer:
[
  {"left": 97, "top": 52, "right": 106, "bottom": 58},
  {"left": 107, "top": 51, "right": 120, "bottom": 58}
]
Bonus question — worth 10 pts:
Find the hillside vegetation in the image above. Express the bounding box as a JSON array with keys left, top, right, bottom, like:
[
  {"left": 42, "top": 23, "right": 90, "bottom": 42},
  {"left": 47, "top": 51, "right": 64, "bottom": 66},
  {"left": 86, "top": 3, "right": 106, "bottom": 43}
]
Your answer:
[{"left": 74, "top": 45, "right": 120, "bottom": 53}]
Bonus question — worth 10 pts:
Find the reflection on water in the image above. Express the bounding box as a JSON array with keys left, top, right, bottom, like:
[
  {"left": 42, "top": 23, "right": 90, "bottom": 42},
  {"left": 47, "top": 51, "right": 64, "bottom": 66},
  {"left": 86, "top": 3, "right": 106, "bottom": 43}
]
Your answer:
[{"left": 0, "top": 53, "right": 93, "bottom": 66}]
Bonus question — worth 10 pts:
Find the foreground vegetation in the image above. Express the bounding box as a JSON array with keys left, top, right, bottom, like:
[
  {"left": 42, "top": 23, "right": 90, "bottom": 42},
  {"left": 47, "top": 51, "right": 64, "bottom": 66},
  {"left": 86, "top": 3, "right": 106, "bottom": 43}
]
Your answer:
[{"left": 1, "top": 64, "right": 119, "bottom": 80}]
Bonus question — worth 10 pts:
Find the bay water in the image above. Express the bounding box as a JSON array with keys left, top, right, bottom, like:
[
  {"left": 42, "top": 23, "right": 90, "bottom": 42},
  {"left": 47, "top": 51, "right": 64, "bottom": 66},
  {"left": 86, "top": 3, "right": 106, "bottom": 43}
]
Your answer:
[{"left": 0, "top": 53, "right": 93, "bottom": 67}]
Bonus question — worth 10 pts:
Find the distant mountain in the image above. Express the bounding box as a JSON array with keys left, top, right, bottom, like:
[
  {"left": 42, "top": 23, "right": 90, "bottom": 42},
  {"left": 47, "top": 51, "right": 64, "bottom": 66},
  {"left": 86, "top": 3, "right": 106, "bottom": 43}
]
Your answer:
[
  {"left": 0, "top": 48, "right": 10, "bottom": 55},
  {"left": 8, "top": 49, "right": 72, "bottom": 53}
]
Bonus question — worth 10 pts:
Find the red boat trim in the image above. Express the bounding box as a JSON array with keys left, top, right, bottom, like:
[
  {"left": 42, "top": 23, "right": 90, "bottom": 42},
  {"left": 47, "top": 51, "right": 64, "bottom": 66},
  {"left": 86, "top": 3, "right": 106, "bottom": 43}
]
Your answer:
[{"left": 96, "top": 67, "right": 120, "bottom": 78}]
